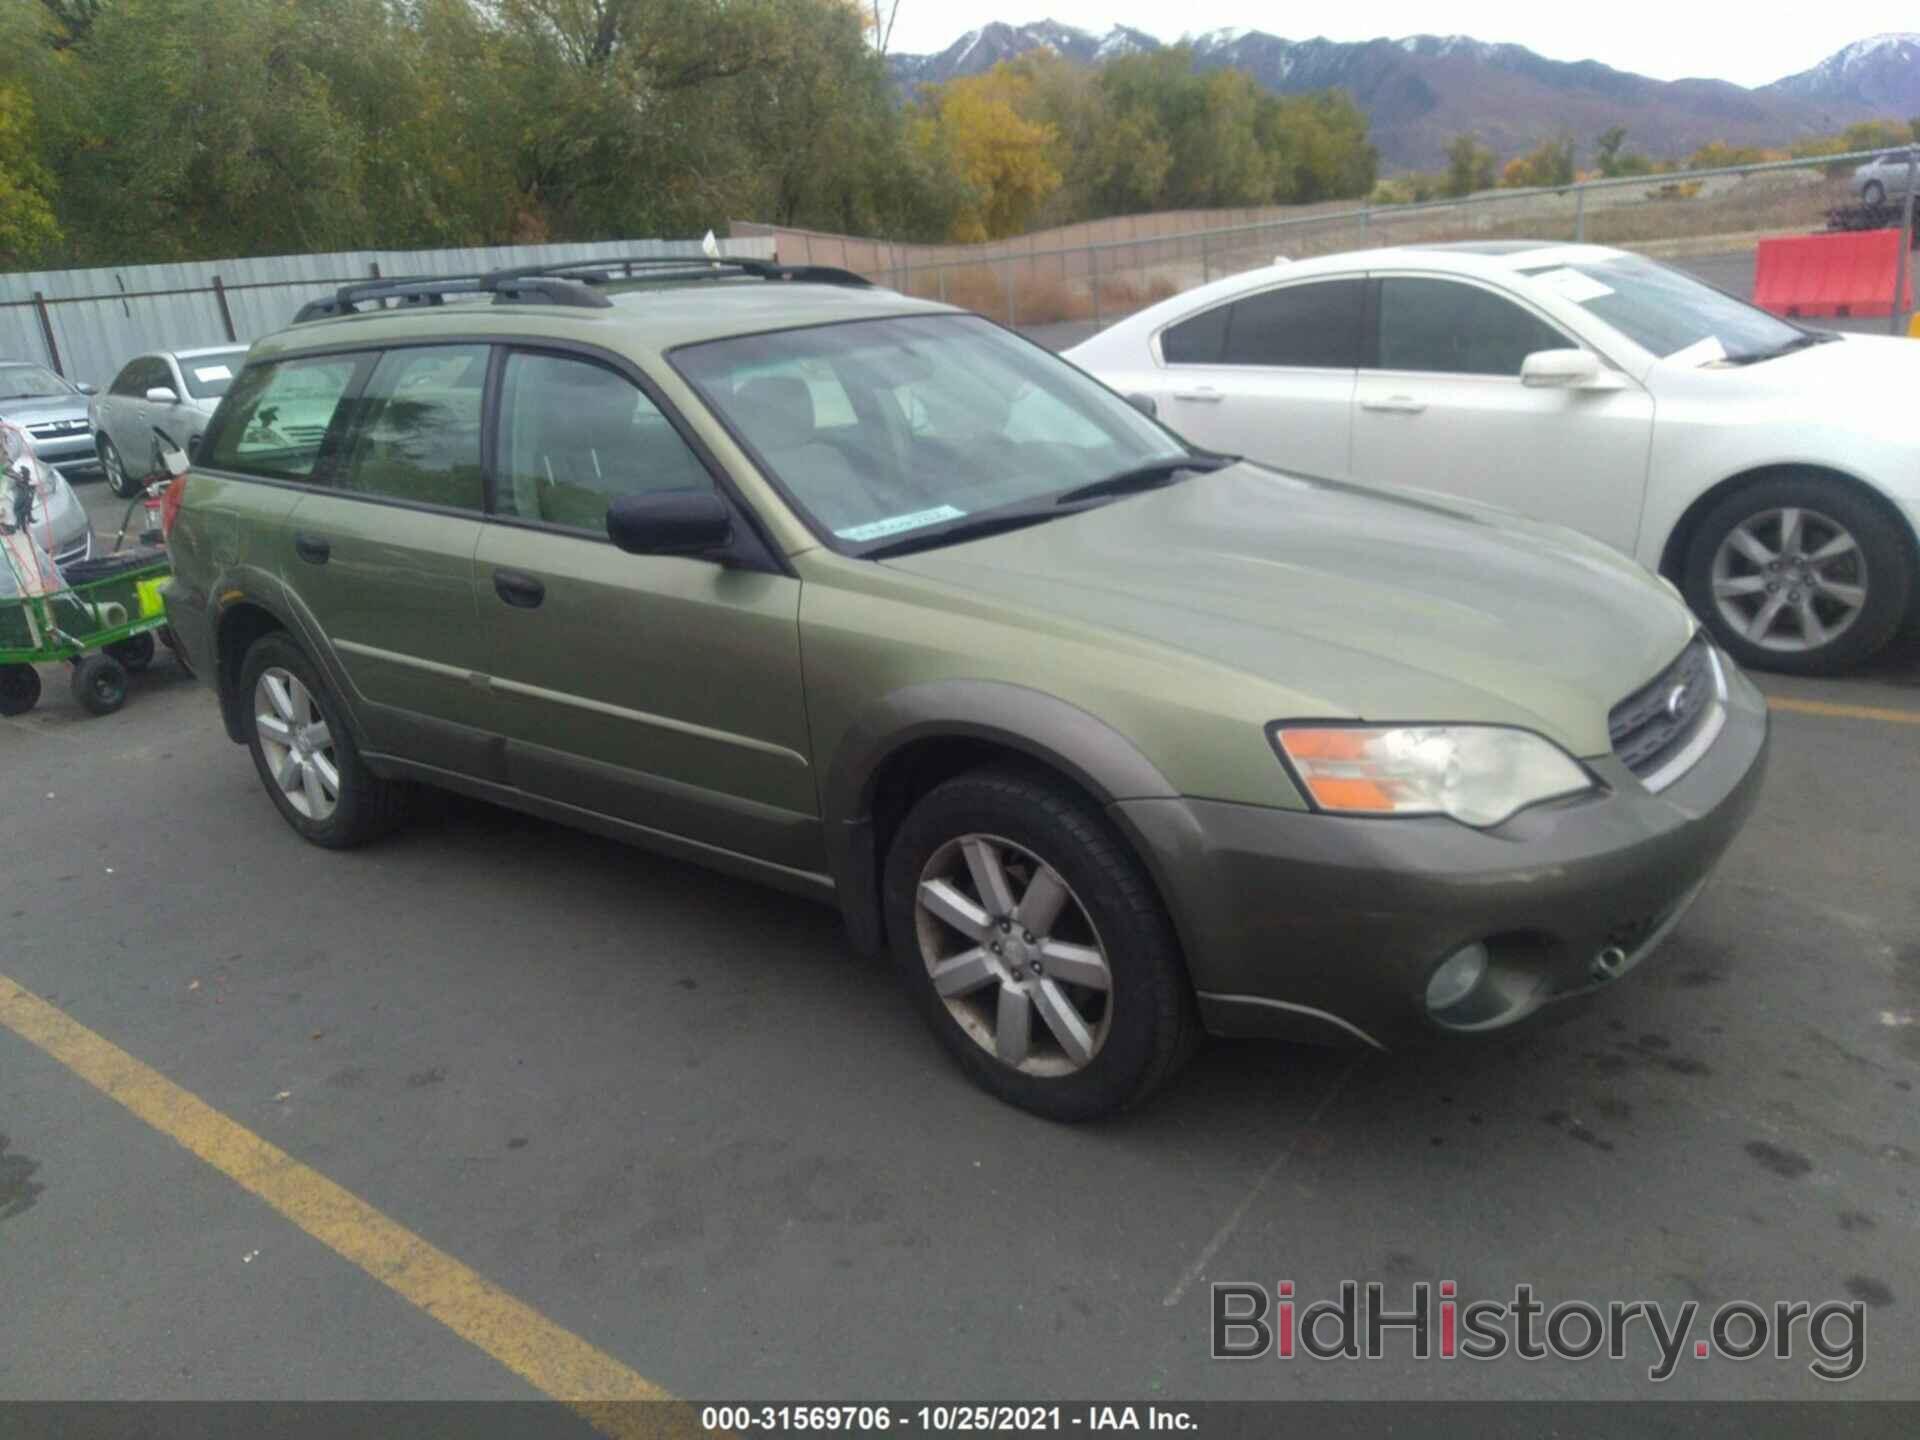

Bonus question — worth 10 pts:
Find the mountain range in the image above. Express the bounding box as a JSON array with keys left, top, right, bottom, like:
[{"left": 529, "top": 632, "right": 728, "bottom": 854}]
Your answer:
[{"left": 888, "top": 24, "right": 1920, "bottom": 171}]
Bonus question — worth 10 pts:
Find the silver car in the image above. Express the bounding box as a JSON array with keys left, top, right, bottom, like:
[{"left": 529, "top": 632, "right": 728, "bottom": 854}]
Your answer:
[
  {"left": 1852, "top": 149, "right": 1918, "bottom": 206},
  {"left": 0, "top": 420, "right": 94, "bottom": 570},
  {"left": 90, "top": 345, "right": 248, "bottom": 497},
  {"left": 0, "top": 360, "right": 102, "bottom": 484}
]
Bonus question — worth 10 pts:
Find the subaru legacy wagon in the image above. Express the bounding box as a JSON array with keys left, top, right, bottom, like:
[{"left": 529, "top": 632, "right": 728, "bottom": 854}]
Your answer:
[{"left": 162, "top": 259, "right": 1768, "bottom": 1119}]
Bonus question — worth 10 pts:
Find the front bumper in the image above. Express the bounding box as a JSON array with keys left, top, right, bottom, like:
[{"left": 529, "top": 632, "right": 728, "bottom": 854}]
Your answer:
[
  {"left": 1113, "top": 655, "right": 1770, "bottom": 1050},
  {"left": 26, "top": 431, "right": 101, "bottom": 480}
]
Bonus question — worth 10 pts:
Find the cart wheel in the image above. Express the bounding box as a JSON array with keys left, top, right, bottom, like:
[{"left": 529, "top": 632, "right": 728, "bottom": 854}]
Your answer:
[
  {"left": 0, "top": 664, "right": 40, "bottom": 717},
  {"left": 161, "top": 625, "right": 196, "bottom": 677},
  {"left": 72, "top": 653, "right": 130, "bottom": 716},
  {"left": 107, "top": 632, "right": 157, "bottom": 672}
]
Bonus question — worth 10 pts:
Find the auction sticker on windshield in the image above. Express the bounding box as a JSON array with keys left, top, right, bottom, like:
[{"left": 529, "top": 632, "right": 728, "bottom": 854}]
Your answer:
[
  {"left": 1531, "top": 268, "right": 1615, "bottom": 304},
  {"left": 836, "top": 505, "right": 966, "bottom": 542},
  {"left": 193, "top": 365, "right": 234, "bottom": 383}
]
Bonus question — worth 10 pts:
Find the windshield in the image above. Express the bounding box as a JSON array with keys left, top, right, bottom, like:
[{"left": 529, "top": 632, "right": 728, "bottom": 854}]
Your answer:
[
  {"left": 0, "top": 365, "right": 74, "bottom": 401},
  {"left": 673, "top": 314, "right": 1189, "bottom": 552},
  {"left": 1517, "top": 254, "right": 1807, "bottom": 362},
  {"left": 180, "top": 350, "right": 248, "bottom": 400}
]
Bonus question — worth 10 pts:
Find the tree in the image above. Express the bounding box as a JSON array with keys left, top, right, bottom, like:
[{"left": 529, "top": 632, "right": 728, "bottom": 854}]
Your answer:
[
  {"left": 0, "top": 83, "right": 61, "bottom": 264},
  {"left": 910, "top": 67, "right": 1062, "bottom": 241},
  {"left": 1445, "top": 134, "right": 1496, "bottom": 196},
  {"left": 1501, "top": 135, "right": 1575, "bottom": 188}
]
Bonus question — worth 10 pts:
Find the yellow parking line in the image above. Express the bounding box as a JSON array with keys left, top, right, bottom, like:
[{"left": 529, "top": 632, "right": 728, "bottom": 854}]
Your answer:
[
  {"left": 0, "top": 972, "right": 686, "bottom": 1439},
  {"left": 1767, "top": 696, "right": 1920, "bottom": 726}
]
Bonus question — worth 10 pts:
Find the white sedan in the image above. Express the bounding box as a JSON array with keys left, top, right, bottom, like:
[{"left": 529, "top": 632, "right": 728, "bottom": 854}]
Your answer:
[{"left": 1066, "top": 242, "right": 1920, "bottom": 674}]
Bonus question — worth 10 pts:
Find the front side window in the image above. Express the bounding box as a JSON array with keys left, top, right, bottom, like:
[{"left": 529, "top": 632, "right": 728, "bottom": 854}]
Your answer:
[
  {"left": 106, "top": 361, "right": 147, "bottom": 398},
  {"left": 1220, "top": 280, "right": 1365, "bottom": 369},
  {"left": 1375, "top": 278, "right": 1568, "bottom": 376},
  {"left": 495, "top": 351, "right": 713, "bottom": 531},
  {"left": 203, "top": 354, "right": 362, "bottom": 481},
  {"left": 337, "top": 345, "right": 488, "bottom": 511},
  {"left": 674, "top": 314, "right": 1186, "bottom": 547}
]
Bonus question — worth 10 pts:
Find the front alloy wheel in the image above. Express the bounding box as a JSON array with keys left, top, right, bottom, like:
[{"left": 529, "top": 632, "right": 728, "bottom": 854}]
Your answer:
[
  {"left": 915, "top": 833, "right": 1114, "bottom": 1076},
  {"left": 1685, "top": 477, "right": 1910, "bottom": 675}
]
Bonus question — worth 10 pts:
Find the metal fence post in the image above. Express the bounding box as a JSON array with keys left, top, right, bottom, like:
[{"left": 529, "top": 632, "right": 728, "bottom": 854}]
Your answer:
[
  {"left": 1090, "top": 245, "right": 1102, "bottom": 327},
  {"left": 1201, "top": 230, "right": 1211, "bottom": 283},
  {"left": 31, "top": 292, "right": 63, "bottom": 377},
  {"left": 211, "top": 275, "right": 238, "bottom": 341},
  {"left": 1893, "top": 149, "right": 1917, "bottom": 336},
  {"left": 1575, "top": 187, "right": 1586, "bottom": 244},
  {"left": 1005, "top": 258, "right": 1016, "bottom": 329}
]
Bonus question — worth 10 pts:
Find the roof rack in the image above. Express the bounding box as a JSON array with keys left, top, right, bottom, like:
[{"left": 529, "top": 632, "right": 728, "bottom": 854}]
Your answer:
[{"left": 291, "top": 256, "right": 871, "bottom": 324}]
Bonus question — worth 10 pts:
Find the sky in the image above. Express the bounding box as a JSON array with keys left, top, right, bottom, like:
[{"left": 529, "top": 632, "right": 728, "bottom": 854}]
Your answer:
[{"left": 882, "top": 2, "right": 1920, "bottom": 89}]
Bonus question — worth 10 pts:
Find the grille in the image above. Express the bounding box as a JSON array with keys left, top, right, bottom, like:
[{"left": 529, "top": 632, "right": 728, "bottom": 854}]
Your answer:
[
  {"left": 26, "top": 419, "right": 88, "bottom": 437},
  {"left": 1608, "top": 635, "right": 1716, "bottom": 779}
]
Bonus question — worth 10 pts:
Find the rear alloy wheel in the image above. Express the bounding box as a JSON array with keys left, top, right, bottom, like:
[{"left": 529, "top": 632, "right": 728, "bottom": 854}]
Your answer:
[
  {"left": 884, "top": 767, "right": 1196, "bottom": 1120},
  {"left": 100, "top": 435, "right": 136, "bottom": 499},
  {"left": 1684, "top": 479, "right": 1910, "bottom": 675},
  {"left": 1862, "top": 180, "right": 1886, "bottom": 207},
  {"left": 240, "top": 633, "right": 408, "bottom": 848}
]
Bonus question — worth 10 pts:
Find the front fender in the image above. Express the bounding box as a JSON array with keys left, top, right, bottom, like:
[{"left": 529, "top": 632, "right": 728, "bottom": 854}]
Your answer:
[{"left": 820, "top": 679, "right": 1182, "bottom": 958}]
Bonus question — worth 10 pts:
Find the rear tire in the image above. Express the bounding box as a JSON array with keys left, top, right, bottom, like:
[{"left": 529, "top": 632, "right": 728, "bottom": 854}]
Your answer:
[
  {"left": 1682, "top": 476, "right": 1910, "bottom": 675},
  {"left": 239, "top": 633, "right": 408, "bottom": 848},
  {"left": 71, "top": 653, "right": 129, "bottom": 715},
  {"left": 0, "top": 664, "right": 40, "bottom": 716},
  {"left": 99, "top": 435, "right": 137, "bottom": 499},
  {"left": 883, "top": 765, "right": 1197, "bottom": 1121},
  {"left": 1862, "top": 180, "right": 1886, "bottom": 207}
]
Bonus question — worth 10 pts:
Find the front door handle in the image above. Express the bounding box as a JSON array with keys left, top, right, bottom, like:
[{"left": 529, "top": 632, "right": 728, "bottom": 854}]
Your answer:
[
  {"left": 493, "top": 569, "right": 545, "bottom": 609},
  {"left": 1171, "top": 388, "right": 1224, "bottom": 403},
  {"left": 1361, "top": 396, "right": 1427, "bottom": 414},
  {"left": 292, "top": 531, "right": 330, "bottom": 565}
]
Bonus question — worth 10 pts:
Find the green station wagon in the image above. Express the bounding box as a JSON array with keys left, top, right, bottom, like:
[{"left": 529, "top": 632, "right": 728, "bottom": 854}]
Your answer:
[{"left": 163, "top": 259, "right": 1768, "bottom": 1119}]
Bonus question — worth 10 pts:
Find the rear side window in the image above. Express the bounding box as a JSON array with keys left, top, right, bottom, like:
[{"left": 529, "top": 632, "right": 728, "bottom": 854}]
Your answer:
[
  {"left": 337, "top": 345, "right": 489, "bottom": 511},
  {"left": 1220, "top": 280, "right": 1365, "bottom": 368},
  {"left": 1161, "top": 305, "right": 1231, "bottom": 364},
  {"left": 1375, "top": 278, "right": 1567, "bottom": 376},
  {"left": 203, "top": 355, "right": 361, "bottom": 481},
  {"left": 495, "top": 351, "right": 713, "bottom": 531}
]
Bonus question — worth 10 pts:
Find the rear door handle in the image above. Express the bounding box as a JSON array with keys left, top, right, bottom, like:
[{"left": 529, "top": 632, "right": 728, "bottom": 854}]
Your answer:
[
  {"left": 292, "top": 531, "right": 330, "bottom": 565},
  {"left": 1361, "top": 396, "right": 1427, "bottom": 414},
  {"left": 493, "top": 568, "right": 545, "bottom": 609},
  {"left": 1171, "top": 388, "right": 1224, "bottom": 403}
]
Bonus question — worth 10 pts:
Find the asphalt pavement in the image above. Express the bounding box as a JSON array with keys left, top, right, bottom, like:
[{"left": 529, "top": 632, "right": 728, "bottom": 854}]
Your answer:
[{"left": 2, "top": 293, "right": 1917, "bottom": 1418}]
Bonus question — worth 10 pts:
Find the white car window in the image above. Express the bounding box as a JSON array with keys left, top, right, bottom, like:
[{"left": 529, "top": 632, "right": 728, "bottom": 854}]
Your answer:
[{"left": 1374, "top": 278, "right": 1567, "bottom": 377}]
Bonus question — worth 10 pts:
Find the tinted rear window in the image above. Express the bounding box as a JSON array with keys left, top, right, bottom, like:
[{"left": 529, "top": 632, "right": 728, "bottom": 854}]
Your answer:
[{"left": 1220, "top": 280, "right": 1364, "bottom": 369}]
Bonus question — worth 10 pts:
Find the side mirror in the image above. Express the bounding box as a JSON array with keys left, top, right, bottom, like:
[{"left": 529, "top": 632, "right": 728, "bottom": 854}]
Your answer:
[
  {"left": 1520, "top": 349, "right": 1608, "bottom": 389},
  {"left": 145, "top": 386, "right": 181, "bottom": 404},
  {"left": 607, "top": 490, "right": 733, "bottom": 558},
  {"left": 1125, "top": 392, "right": 1158, "bottom": 419},
  {"left": 76, "top": 382, "right": 99, "bottom": 396}
]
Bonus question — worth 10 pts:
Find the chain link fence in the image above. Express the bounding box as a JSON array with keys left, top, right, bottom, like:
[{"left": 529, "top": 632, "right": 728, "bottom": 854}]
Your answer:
[{"left": 829, "top": 147, "right": 1919, "bottom": 335}]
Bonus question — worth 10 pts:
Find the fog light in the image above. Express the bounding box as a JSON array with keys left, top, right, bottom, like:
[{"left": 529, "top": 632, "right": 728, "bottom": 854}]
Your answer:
[{"left": 1426, "top": 943, "right": 1489, "bottom": 1013}]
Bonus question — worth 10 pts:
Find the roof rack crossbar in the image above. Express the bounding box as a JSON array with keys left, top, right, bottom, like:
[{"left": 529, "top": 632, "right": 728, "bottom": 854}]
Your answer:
[
  {"left": 292, "top": 271, "right": 613, "bottom": 324},
  {"left": 489, "top": 256, "right": 874, "bottom": 289}
]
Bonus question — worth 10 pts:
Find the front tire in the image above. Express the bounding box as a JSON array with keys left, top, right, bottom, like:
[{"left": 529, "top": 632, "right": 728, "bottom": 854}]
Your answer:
[
  {"left": 239, "top": 633, "right": 408, "bottom": 848},
  {"left": 71, "top": 653, "right": 129, "bottom": 715},
  {"left": 883, "top": 766, "right": 1196, "bottom": 1121},
  {"left": 99, "top": 435, "right": 136, "bottom": 499},
  {"left": 1682, "top": 476, "right": 1910, "bottom": 675}
]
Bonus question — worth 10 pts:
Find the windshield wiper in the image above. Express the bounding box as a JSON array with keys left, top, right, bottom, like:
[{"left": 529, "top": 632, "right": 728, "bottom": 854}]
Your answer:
[
  {"left": 1051, "top": 453, "right": 1234, "bottom": 507},
  {"left": 861, "top": 504, "right": 1068, "bottom": 560},
  {"left": 1724, "top": 332, "right": 1836, "bottom": 366}
]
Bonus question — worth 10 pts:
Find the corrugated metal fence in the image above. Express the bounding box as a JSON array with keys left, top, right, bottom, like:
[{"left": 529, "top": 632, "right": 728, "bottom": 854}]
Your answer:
[{"left": 0, "top": 236, "right": 776, "bottom": 387}]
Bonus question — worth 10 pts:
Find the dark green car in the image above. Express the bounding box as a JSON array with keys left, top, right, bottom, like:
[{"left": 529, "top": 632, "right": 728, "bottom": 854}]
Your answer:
[{"left": 163, "top": 260, "right": 1768, "bottom": 1119}]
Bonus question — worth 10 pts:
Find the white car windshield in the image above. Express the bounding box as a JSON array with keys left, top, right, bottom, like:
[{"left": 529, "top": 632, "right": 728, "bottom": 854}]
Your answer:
[
  {"left": 1518, "top": 255, "right": 1810, "bottom": 363},
  {"left": 674, "top": 314, "right": 1192, "bottom": 552},
  {"left": 0, "top": 364, "right": 73, "bottom": 400}
]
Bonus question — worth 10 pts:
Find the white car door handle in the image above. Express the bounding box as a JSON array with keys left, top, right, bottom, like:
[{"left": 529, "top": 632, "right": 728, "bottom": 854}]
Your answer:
[
  {"left": 1361, "top": 396, "right": 1427, "bottom": 414},
  {"left": 1171, "top": 388, "right": 1224, "bottom": 403}
]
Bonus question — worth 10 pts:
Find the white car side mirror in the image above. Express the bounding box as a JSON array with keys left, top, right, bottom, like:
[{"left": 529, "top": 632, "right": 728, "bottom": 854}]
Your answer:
[
  {"left": 1521, "top": 349, "right": 1610, "bottom": 389},
  {"left": 145, "top": 385, "right": 181, "bottom": 404}
]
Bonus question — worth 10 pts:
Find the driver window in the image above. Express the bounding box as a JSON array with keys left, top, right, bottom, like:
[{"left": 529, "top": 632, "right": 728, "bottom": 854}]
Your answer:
[{"left": 1376, "top": 278, "right": 1568, "bottom": 377}]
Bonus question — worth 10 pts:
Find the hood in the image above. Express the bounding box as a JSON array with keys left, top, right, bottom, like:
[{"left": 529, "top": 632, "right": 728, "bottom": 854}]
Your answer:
[
  {"left": 0, "top": 394, "right": 88, "bottom": 427},
  {"left": 882, "top": 465, "right": 1695, "bottom": 758},
  {"left": 1675, "top": 331, "right": 1920, "bottom": 397}
]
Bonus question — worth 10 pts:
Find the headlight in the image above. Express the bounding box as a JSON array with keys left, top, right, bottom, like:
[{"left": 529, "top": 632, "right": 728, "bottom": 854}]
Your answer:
[{"left": 1271, "top": 724, "right": 1594, "bottom": 828}]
